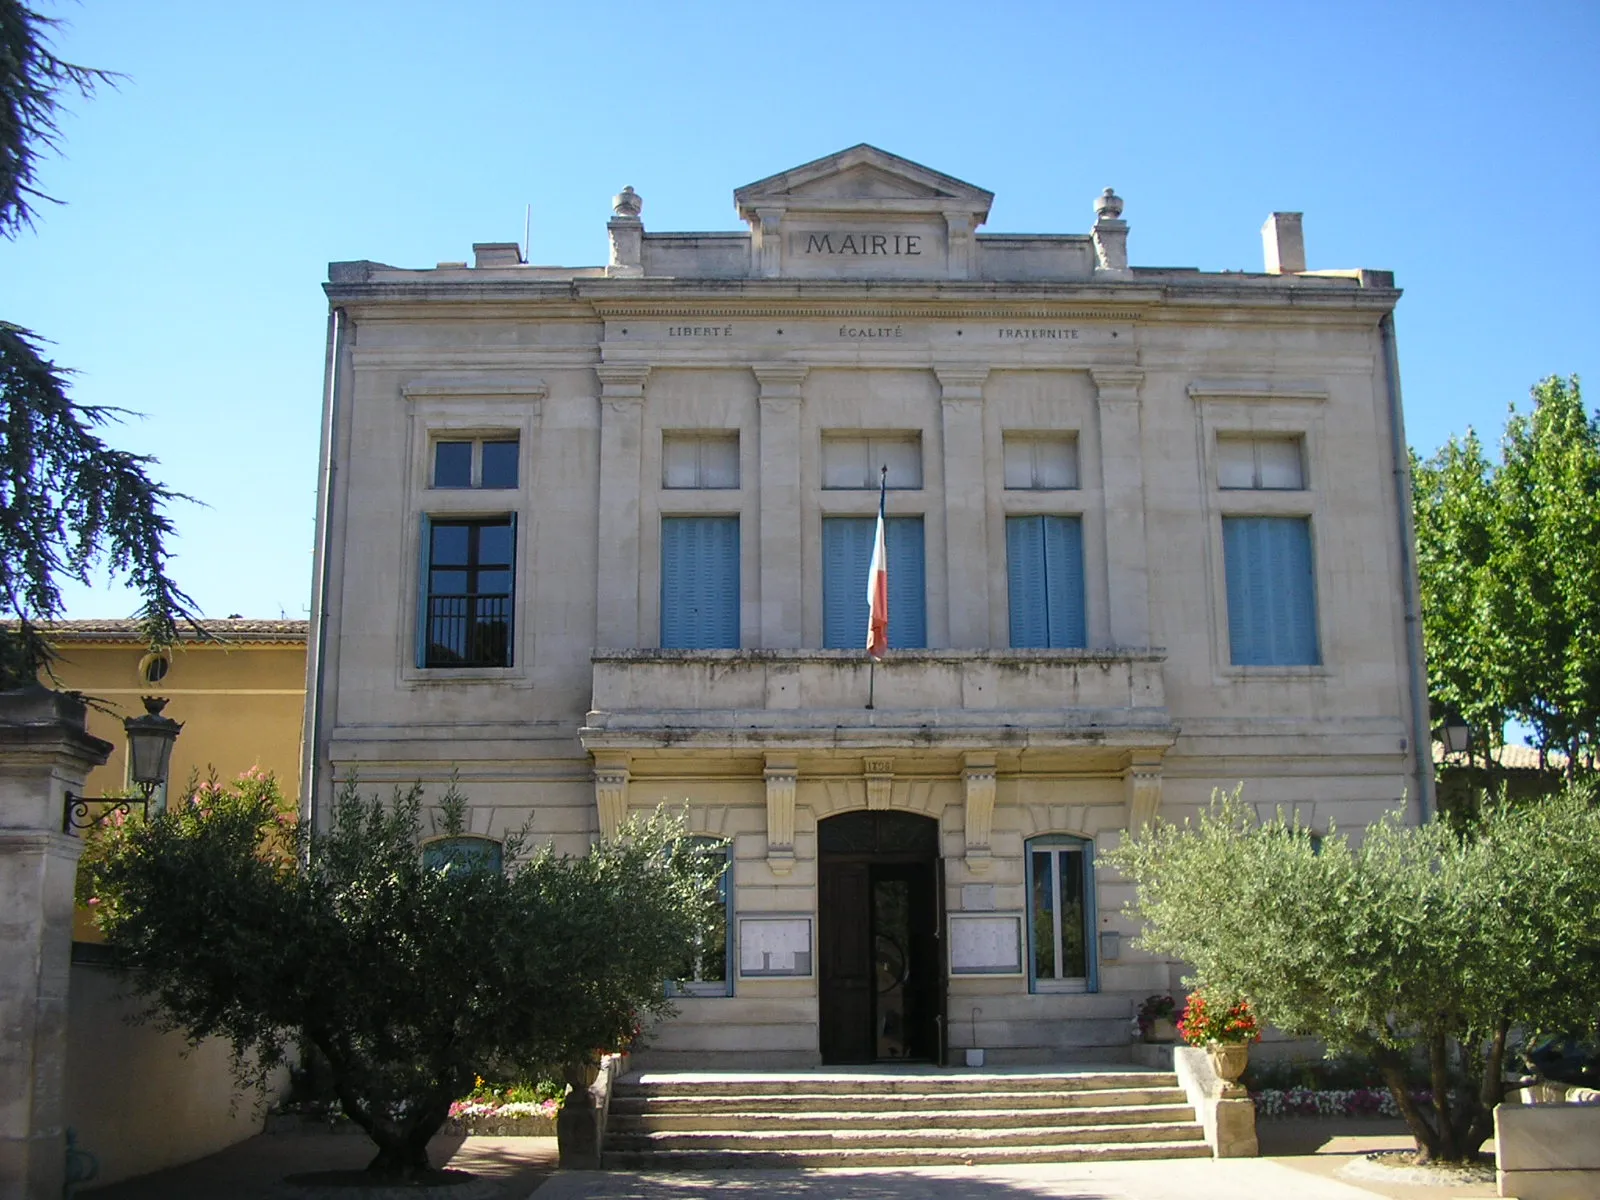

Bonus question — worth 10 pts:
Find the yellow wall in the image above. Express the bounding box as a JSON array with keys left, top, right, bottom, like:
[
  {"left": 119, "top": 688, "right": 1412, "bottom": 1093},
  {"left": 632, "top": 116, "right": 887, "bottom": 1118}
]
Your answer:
[{"left": 45, "top": 630, "right": 306, "bottom": 940}]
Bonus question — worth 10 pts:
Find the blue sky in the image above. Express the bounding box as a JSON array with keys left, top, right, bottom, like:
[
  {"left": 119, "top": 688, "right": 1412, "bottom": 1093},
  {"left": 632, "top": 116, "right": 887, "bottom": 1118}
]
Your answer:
[{"left": 4, "top": 0, "right": 1596, "bottom": 622}]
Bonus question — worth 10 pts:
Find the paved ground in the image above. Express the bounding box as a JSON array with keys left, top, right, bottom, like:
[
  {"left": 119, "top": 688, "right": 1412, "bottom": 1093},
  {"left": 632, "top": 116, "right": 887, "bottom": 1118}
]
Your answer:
[{"left": 81, "top": 1121, "right": 1499, "bottom": 1200}]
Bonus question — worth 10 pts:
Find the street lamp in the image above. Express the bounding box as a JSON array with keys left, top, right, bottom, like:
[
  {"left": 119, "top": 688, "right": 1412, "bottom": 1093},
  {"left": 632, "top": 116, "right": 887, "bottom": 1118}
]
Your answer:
[
  {"left": 1438, "top": 705, "right": 1471, "bottom": 756},
  {"left": 63, "top": 696, "right": 184, "bottom": 834}
]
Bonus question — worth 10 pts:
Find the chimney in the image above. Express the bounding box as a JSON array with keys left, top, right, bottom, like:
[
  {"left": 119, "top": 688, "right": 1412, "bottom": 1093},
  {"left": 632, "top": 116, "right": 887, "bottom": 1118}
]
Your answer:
[
  {"left": 1262, "top": 212, "right": 1305, "bottom": 274},
  {"left": 472, "top": 242, "right": 523, "bottom": 268}
]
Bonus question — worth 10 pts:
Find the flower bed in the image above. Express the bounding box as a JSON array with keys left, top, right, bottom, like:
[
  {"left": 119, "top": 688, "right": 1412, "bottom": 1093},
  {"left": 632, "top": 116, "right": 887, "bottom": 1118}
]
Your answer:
[
  {"left": 1252, "top": 1087, "right": 1429, "bottom": 1119},
  {"left": 445, "top": 1098, "right": 559, "bottom": 1137}
]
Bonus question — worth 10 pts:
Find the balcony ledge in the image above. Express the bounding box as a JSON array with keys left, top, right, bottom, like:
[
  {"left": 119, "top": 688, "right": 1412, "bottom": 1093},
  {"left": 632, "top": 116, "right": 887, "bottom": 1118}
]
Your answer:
[{"left": 581, "top": 648, "right": 1175, "bottom": 753}]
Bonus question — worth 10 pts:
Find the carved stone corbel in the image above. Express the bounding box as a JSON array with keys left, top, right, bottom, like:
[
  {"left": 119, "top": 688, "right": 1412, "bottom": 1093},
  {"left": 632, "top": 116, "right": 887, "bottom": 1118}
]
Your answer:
[
  {"left": 1125, "top": 752, "right": 1164, "bottom": 835},
  {"left": 864, "top": 758, "right": 894, "bottom": 810},
  {"left": 592, "top": 753, "right": 631, "bottom": 839},
  {"left": 962, "top": 752, "right": 998, "bottom": 873},
  {"left": 764, "top": 756, "right": 797, "bottom": 876}
]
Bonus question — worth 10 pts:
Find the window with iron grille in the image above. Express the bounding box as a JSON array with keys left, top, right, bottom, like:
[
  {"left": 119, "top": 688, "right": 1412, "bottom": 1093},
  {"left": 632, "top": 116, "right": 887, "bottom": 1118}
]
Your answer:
[{"left": 422, "top": 517, "right": 514, "bottom": 667}]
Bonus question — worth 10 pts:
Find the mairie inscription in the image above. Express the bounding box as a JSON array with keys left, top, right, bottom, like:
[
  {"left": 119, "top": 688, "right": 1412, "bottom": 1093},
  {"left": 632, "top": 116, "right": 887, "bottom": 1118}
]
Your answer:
[{"left": 796, "top": 232, "right": 923, "bottom": 257}]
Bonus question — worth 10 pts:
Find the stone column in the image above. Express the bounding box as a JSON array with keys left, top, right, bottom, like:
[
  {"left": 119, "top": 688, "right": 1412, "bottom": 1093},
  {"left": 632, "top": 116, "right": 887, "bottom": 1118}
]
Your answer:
[
  {"left": 594, "top": 365, "right": 650, "bottom": 649},
  {"left": 1091, "top": 368, "right": 1151, "bottom": 647},
  {"left": 0, "top": 686, "right": 111, "bottom": 1200},
  {"left": 936, "top": 368, "right": 990, "bottom": 648},
  {"left": 753, "top": 365, "right": 807, "bottom": 648}
]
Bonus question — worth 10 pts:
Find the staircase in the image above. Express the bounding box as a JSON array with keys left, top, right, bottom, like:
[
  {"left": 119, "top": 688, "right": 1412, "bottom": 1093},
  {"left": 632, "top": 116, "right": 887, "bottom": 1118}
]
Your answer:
[{"left": 605, "top": 1068, "right": 1211, "bottom": 1168}]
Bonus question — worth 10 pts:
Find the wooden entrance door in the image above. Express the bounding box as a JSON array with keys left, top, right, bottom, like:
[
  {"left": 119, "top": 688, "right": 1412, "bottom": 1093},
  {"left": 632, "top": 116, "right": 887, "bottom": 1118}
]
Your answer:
[{"left": 817, "top": 811, "right": 942, "bottom": 1064}]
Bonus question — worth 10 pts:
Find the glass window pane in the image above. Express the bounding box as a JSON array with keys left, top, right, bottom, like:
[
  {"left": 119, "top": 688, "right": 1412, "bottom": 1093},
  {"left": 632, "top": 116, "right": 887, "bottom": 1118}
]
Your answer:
[
  {"left": 1033, "top": 437, "right": 1079, "bottom": 489},
  {"left": 476, "top": 522, "right": 514, "bottom": 565},
  {"left": 1059, "top": 849, "right": 1087, "bottom": 978},
  {"left": 876, "top": 438, "right": 922, "bottom": 489},
  {"left": 1216, "top": 438, "right": 1256, "bottom": 488},
  {"left": 1002, "top": 437, "right": 1035, "bottom": 489},
  {"left": 430, "top": 523, "right": 470, "bottom": 565},
  {"left": 699, "top": 435, "right": 740, "bottom": 489},
  {"left": 662, "top": 435, "right": 701, "bottom": 488},
  {"left": 430, "top": 569, "right": 468, "bottom": 595},
  {"left": 481, "top": 440, "right": 519, "bottom": 489},
  {"left": 476, "top": 570, "right": 512, "bottom": 595},
  {"left": 1256, "top": 437, "right": 1304, "bottom": 489},
  {"left": 822, "top": 437, "right": 869, "bottom": 489},
  {"left": 434, "top": 441, "right": 472, "bottom": 488},
  {"left": 1031, "top": 849, "right": 1056, "bottom": 979}
]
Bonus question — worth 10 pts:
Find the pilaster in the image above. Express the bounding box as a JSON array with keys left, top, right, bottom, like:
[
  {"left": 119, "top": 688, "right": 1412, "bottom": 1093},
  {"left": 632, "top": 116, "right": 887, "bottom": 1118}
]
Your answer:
[
  {"left": 0, "top": 686, "right": 111, "bottom": 1200},
  {"left": 595, "top": 365, "right": 650, "bottom": 648},
  {"left": 753, "top": 209, "right": 783, "bottom": 278},
  {"left": 763, "top": 755, "right": 797, "bottom": 876},
  {"left": 1091, "top": 367, "right": 1151, "bottom": 647},
  {"left": 961, "top": 752, "right": 998, "bottom": 872},
  {"left": 754, "top": 365, "right": 808, "bottom": 648},
  {"left": 944, "top": 213, "right": 975, "bottom": 279},
  {"left": 591, "top": 752, "right": 631, "bottom": 840},
  {"left": 936, "top": 367, "right": 990, "bottom": 648}
]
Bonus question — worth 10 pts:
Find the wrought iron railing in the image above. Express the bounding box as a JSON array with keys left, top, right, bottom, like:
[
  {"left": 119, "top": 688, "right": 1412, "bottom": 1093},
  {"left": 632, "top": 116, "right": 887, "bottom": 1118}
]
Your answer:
[{"left": 425, "top": 594, "right": 511, "bottom": 667}]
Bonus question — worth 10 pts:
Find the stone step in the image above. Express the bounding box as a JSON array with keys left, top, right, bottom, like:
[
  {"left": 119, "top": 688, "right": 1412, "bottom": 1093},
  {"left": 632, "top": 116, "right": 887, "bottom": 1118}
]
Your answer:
[
  {"left": 604, "top": 1139, "right": 1215, "bottom": 1169},
  {"left": 608, "top": 1119, "right": 1204, "bottom": 1153},
  {"left": 610, "top": 1102, "right": 1197, "bottom": 1133},
  {"left": 614, "top": 1071, "right": 1180, "bottom": 1099},
  {"left": 609, "top": 1086, "right": 1189, "bottom": 1115}
]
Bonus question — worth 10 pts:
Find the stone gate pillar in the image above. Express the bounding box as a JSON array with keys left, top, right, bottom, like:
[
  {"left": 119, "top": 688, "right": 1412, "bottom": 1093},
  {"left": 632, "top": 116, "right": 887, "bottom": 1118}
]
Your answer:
[{"left": 0, "top": 686, "right": 111, "bottom": 1200}]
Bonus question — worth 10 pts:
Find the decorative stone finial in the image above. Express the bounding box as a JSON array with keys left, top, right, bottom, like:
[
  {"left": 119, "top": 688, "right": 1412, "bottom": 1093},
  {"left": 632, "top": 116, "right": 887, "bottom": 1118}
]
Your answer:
[
  {"left": 1095, "top": 187, "right": 1123, "bottom": 222},
  {"left": 612, "top": 186, "right": 642, "bottom": 218}
]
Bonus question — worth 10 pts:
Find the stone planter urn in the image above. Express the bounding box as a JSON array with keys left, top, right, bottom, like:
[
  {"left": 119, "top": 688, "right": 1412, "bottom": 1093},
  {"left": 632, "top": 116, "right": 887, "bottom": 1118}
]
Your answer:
[
  {"left": 1145, "top": 1018, "right": 1179, "bottom": 1043},
  {"left": 1208, "top": 1042, "right": 1250, "bottom": 1097}
]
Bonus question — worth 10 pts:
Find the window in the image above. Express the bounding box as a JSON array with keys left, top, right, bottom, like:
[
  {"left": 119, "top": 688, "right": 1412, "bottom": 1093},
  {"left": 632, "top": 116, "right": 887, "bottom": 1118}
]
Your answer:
[
  {"left": 137, "top": 651, "right": 170, "bottom": 684},
  {"left": 661, "top": 517, "right": 740, "bottom": 649},
  {"left": 1216, "top": 435, "right": 1304, "bottom": 490},
  {"left": 822, "top": 435, "right": 922, "bottom": 490},
  {"left": 421, "top": 517, "right": 514, "bottom": 667},
  {"left": 663, "top": 433, "right": 739, "bottom": 489},
  {"left": 1003, "top": 434, "right": 1079, "bottom": 490},
  {"left": 821, "top": 516, "right": 925, "bottom": 648},
  {"left": 1027, "top": 836, "right": 1096, "bottom": 993},
  {"left": 1006, "top": 515, "right": 1086, "bottom": 648},
  {"left": 422, "top": 836, "right": 503, "bottom": 874},
  {"left": 668, "top": 838, "right": 732, "bottom": 997},
  {"left": 432, "top": 436, "right": 520, "bottom": 489},
  {"left": 1222, "top": 516, "right": 1319, "bottom": 665}
]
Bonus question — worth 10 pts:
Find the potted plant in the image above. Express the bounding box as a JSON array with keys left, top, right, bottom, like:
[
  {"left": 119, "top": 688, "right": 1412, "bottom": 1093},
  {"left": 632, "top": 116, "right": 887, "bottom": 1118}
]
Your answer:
[
  {"left": 1177, "top": 991, "right": 1260, "bottom": 1095},
  {"left": 1136, "top": 994, "right": 1179, "bottom": 1043}
]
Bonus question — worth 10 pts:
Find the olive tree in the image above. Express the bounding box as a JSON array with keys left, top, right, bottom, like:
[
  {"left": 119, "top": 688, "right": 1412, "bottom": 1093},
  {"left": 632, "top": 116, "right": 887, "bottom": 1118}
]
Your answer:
[
  {"left": 85, "top": 773, "right": 724, "bottom": 1179},
  {"left": 1106, "top": 787, "right": 1600, "bottom": 1164}
]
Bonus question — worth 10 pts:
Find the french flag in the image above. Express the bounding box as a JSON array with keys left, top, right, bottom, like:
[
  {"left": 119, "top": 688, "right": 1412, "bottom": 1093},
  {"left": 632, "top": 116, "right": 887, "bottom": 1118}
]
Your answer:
[{"left": 866, "top": 470, "right": 889, "bottom": 660}]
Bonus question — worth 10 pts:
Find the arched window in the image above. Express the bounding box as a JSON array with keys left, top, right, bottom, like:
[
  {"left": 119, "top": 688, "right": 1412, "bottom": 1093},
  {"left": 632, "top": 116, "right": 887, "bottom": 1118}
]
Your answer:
[
  {"left": 421, "top": 835, "right": 503, "bottom": 875},
  {"left": 1025, "top": 835, "right": 1097, "bottom": 994},
  {"left": 668, "top": 837, "right": 732, "bottom": 998}
]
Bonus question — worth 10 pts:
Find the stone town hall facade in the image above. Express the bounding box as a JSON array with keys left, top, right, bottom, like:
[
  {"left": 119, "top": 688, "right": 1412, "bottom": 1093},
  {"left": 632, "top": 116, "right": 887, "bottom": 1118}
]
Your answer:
[{"left": 305, "top": 145, "right": 1428, "bottom": 1069}]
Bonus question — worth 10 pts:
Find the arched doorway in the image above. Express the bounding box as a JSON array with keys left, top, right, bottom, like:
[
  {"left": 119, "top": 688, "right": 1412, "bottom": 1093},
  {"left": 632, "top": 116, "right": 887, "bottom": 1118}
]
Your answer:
[{"left": 817, "top": 810, "right": 945, "bottom": 1064}]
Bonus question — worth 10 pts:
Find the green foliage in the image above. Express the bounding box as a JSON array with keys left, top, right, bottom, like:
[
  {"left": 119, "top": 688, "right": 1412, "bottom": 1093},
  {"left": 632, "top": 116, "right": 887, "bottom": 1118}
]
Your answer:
[
  {"left": 0, "top": 4, "right": 192, "bottom": 686},
  {"left": 84, "top": 772, "right": 724, "bottom": 1178},
  {"left": 1106, "top": 786, "right": 1600, "bottom": 1163},
  {"left": 1413, "top": 375, "right": 1599, "bottom": 772}
]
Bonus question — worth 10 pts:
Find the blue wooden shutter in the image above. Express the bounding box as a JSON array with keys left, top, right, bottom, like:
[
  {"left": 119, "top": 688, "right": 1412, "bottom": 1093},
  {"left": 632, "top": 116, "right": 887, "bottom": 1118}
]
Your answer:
[
  {"left": 661, "top": 517, "right": 740, "bottom": 648},
  {"left": 1007, "top": 516, "right": 1048, "bottom": 648},
  {"left": 416, "top": 514, "right": 433, "bottom": 667},
  {"left": 1008, "top": 516, "right": 1085, "bottom": 648},
  {"left": 1224, "top": 517, "right": 1318, "bottom": 665},
  {"left": 886, "top": 517, "right": 926, "bottom": 648},
  {"left": 822, "top": 518, "right": 872, "bottom": 648},
  {"left": 1042, "top": 516, "right": 1086, "bottom": 649},
  {"left": 823, "top": 516, "right": 924, "bottom": 649}
]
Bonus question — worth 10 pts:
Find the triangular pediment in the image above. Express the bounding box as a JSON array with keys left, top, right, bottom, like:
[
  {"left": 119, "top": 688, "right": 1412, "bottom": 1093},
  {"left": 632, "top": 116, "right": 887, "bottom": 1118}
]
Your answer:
[{"left": 734, "top": 144, "right": 993, "bottom": 223}]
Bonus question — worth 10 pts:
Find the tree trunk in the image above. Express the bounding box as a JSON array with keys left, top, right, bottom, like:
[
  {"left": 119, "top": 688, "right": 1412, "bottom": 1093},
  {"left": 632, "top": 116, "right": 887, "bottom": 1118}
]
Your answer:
[
  {"left": 1377, "top": 1052, "right": 1440, "bottom": 1163},
  {"left": 1460, "top": 1021, "right": 1509, "bottom": 1158}
]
